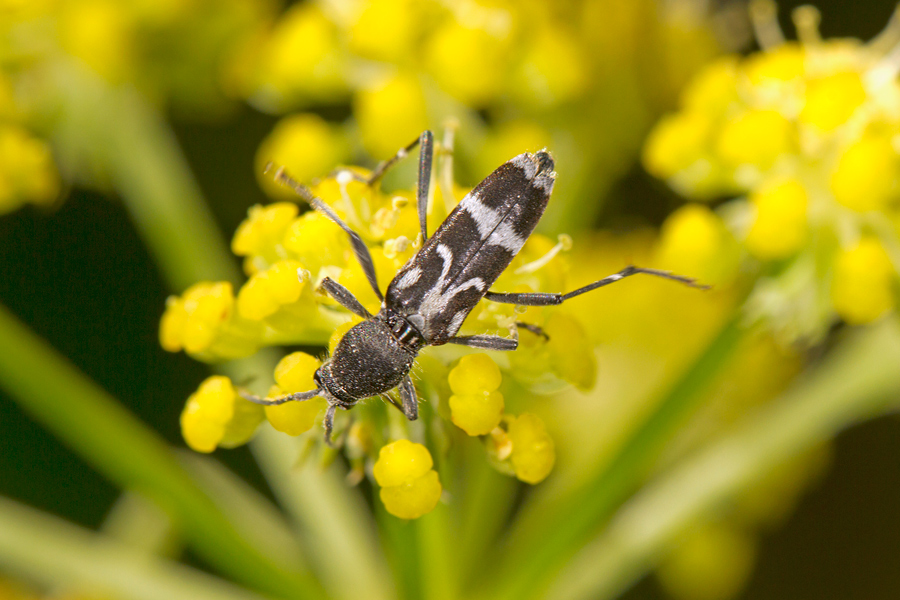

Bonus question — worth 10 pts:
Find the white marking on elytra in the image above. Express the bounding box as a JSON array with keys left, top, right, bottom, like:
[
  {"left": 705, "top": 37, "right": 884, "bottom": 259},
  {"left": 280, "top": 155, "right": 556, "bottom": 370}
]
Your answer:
[
  {"left": 511, "top": 153, "right": 537, "bottom": 179},
  {"left": 447, "top": 310, "right": 467, "bottom": 336},
  {"left": 414, "top": 243, "right": 488, "bottom": 336},
  {"left": 462, "top": 193, "right": 527, "bottom": 253},
  {"left": 394, "top": 266, "right": 422, "bottom": 290}
]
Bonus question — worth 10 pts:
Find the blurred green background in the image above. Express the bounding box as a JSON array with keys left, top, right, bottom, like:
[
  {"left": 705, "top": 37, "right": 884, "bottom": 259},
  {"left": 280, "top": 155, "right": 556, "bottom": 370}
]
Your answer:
[{"left": 2, "top": 0, "right": 900, "bottom": 598}]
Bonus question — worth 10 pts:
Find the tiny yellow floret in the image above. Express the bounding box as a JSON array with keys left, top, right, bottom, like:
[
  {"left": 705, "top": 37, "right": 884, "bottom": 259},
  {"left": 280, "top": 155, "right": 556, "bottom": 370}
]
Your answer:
[
  {"left": 830, "top": 135, "right": 897, "bottom": 212},
  {"left": 831, "top": 237, "right": 896, "bottom": 324},
  {"left": 181, "top": 376, "right": 263, "bottom": 453},
  {"left": 274, "top": 351, "right": 320, "bottom": 393},
  {"left": 745, "top": 179, "right": 808, "bottom": 260},
  {"left": 800, "top": 71, "right": 866, "bottom": 131},
  {"left": 373, "top": 439, "right": 434, "bottom": 488},
  {"left": 508, "top": 413, "right": 555, "bottom": 484},
  {"left": 447, "top": 353, "right": 502, "bottom": 395},
  {"left": 449, "top": 391, "right": 504, "bottom": 436},
  {"left": 378, "top": 469, "right": 442, "bottom": 519},
  {"left": 716, "top": 109, "right": 793, "bottom": 168},
  {"left": 232, "top": 203, "right": 299, "bottom": 258}
]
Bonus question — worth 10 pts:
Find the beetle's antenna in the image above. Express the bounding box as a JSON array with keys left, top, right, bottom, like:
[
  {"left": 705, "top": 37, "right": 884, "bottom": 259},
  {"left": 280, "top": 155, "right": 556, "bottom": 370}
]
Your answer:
[{"left": 239, "top": 389, "right": 321, "bottom": 406}]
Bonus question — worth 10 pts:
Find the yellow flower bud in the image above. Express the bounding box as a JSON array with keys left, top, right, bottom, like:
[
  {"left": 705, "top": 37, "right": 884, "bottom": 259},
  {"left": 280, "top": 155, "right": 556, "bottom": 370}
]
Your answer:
[
  {"left": 681, "top": 56, "right": 740, "bottom": 113},
  {"left": 237, "top": 260, "right": 307, "bottom": 320},
  {"left": 348, "top": 0, "right": 421, "bottom": 63},
  {"left": 831, "top": 237, "right": 896, "bottom": 325},
  {"left": 0, "top": 125, "right": 59, "bottom": 213},
  {"left": 830, "top": 134, "right": 898, "bottom": 212},
  {"left": 424, "top": 20, "right": 508, "bottom": 106},
  {"left": 258, "top": 4, "right": 346, "bottom": 106},
  {"left": 507, "top": 413, "right": 555, "bottom": 484},
  {"left": 643, "top": 111, "right": 712, "bottom": 179},
  {"left": 509, "top": 26, "right": 587, "bottom": 109},
  {"left": 264, "top": 385, "right": 326, "bottom": 437},
  {"left": 656, "top": 204, "right": 738, "bottom": 286},
  {"left": 58, "top": 0, "right": 133, "bottom": 82},
  {"left": 448, "top": 354, "right": 502, "bottom": 395},
  {"left": 373, "top": 439, "right": 433, "bottom": 488},
  {"left": 449, "top": 391, "right": 504, "bottom": 436},
  {"left": 378, "top": 469, "right": 441, "bottom": 519},
  {"left": 800, "top": 71, "right": 866, "bottom": 131},
  {"left": 256, "top": 114, "right": 349, "bottom": 200},
  {"left": 232, "top": 203, "right": 299, "bottom": 258},
  {"left": 657, "top": 523, "right": 756, "bottom": 600},
  {"left": 745, "top": 179, "right": 808, "bottom": 260},
  {"left": 716, "top": 109, "right": 794, "bottom": 168},
  {"left": 181, "top": 376, "right": 263, "bottom": 453},
  {"left": 273, "top": 352, "right": 320, "bottom": 393},
  {"left": 354, "top": 73, "right": 428, "bottom": 158},
  {"left": 743, "top": 44, "right": 805, "bottom": 85},
  {"left": 160, "top": 282, "right": 262, "bottom": 361}
]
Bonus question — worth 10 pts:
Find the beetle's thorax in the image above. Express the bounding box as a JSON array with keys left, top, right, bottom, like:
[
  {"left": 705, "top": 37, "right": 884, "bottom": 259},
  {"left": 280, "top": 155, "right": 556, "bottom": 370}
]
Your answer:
[{"left": 315, "top": 316, "right": 419, "bottom": 404}]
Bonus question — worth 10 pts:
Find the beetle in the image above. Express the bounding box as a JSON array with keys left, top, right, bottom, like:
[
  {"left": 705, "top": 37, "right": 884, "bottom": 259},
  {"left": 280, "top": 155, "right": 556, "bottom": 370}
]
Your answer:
[{"left": 243, "top": 131, "right": 705, "bottom": 442}]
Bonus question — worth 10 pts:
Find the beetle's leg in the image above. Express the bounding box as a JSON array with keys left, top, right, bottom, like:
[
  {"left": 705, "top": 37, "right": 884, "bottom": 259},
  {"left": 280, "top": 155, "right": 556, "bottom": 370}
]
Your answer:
[
  {"left": 515, "top": 321, "right": 549, "bottom": 340},
  {"left": 344, "top": 131, "right": 434, "bottom": 242},
  {"left": 323, "top": 404, "right": 338, "bottom": 447},
  {"left": 398, "top": 375, "right": 419, "bottom": 420},
  {"left": 484, "top": 266, "right": 708, "bottom": 306},
  {"left": 447, "top": 334, "right": 518, "bottom": 351},
  {"left": 413, "top": 131, "right": 434, "bottom": 243},
  {"left": 318, "top": 276, "right": 372, "bottom": 318},
  {"left": 239, "top": 389, "right": 320, "bottom": 405},
  {"left": 271, "top": 167, "right": 385, "bottom": 301}
]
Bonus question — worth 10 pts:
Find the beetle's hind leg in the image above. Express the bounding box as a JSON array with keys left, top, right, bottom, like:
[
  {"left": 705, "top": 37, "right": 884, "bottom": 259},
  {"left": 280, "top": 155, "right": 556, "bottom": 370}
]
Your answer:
[
  {"left": 240, "top": 389, "right": 320, "bottom": 405},
  {"left": 484, "top": 266, "right": 709, "bottom": 307},
  {"left": 384, "top": 375, "right": 420, "bottom": 420}
]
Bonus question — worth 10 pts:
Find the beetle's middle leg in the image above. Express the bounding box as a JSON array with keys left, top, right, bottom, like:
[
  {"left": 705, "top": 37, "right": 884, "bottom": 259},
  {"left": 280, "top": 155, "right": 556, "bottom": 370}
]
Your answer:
[{"left": 483, "top": 266, "right": 708, "bottom": 307}]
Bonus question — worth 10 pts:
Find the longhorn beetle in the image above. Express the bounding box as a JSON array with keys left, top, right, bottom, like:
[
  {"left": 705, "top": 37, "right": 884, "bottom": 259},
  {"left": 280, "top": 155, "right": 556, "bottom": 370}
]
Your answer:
[{"left": 243, "top": 131, "right": 706, "bottom": 443}]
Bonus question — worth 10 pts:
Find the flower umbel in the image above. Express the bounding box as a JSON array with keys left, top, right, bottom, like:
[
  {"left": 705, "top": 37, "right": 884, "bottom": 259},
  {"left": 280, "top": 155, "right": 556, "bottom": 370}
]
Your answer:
[
  {"left": 163, "top": 140, "right": 593, "bottom": 517},
  {"left": 644, "top": 1, "right": 900, "bottom": 341}
]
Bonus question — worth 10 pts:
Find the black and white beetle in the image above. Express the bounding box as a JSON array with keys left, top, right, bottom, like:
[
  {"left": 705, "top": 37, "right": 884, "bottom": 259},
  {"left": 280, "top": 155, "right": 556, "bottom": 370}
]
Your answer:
[{"left": 243, "top": 131, "right": 705, "bottom": 442}]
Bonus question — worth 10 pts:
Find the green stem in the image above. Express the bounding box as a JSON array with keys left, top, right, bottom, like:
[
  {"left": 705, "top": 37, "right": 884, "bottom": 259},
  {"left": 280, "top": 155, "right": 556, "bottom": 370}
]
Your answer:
[
  {"left": 547, "top": 320, "right": 900, "bottom": 600},
  {"left": 0, "top": 496, "right": 266, "bottom": 600},
  {"left": 250, "top": 428, "right": 395, "bottom": 600},
  {"left": 0, "top": 304, "right": 319, "bottom": 599},
  {"left": 480, "top": 314, "right": 745, "bottom": 600}
]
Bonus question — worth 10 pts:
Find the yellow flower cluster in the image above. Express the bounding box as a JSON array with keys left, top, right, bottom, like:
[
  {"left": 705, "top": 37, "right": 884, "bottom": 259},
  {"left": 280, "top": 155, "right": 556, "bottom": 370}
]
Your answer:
[
  {"left": 233, "top": 0, "right": 723, "bottom": 224},
  {"left": 373, "top": 440, "right": 442, "bottom": 519},
  {"left": 0, "top": 123, "right": 60, "bottom": 215},
  {"left": 644, "top": 2, "right": 900, "bottom": 336},
  {"left": 166, "top": 151, "right": 592, "bottom": 513}
]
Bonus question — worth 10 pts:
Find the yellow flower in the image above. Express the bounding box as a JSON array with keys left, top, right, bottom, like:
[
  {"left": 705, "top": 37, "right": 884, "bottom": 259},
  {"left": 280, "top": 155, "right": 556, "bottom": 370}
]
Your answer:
[
  {"left": 424, "top": 19, "right": 509, "bottom": 106},
  {"left": 800, "top": 71, "right": 867, "bottom": 131},
  {"left": 255, "top": 114, "right": 350, "bottom": 200},
  {"left": 232, "top": 203, "right": 299, "bottom": 267},
  {"left": 181, "top": 376, "right": 264, "bottom": 453},
  {"left": 160, "top": 282, "right": 261, "bottom": 361},
  {"left": 831, "top": 237, "right": 896, "bottom": 325},
  {"left": 236, "top": 260, "right": 308, "bottom": 321},
  {"left": 0, "top": 125, "right": 60, "bottom": 214},
  {"left": 655, "top": 204, "right": 739, "bottom": 286},
  {"left": 448, "top": 354, "right": 505, "bottom": 436},
  {"left": 507, "top": 413, "right": 555, "bottom": 484},
  {"left": 830, "top": 133, "right": 898, "bottom": 212},
  {"left": 354, "top": 73, "right": 428, "bottom": 158},
  {"left": 745, "top": 179, "right": 808, "bottom": 260},
  {"left": 374, "top": 440, "right": 442, "bottom": 519},
  {"left": 715, "top": 109, "right": 794, "bottom": 169}
]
